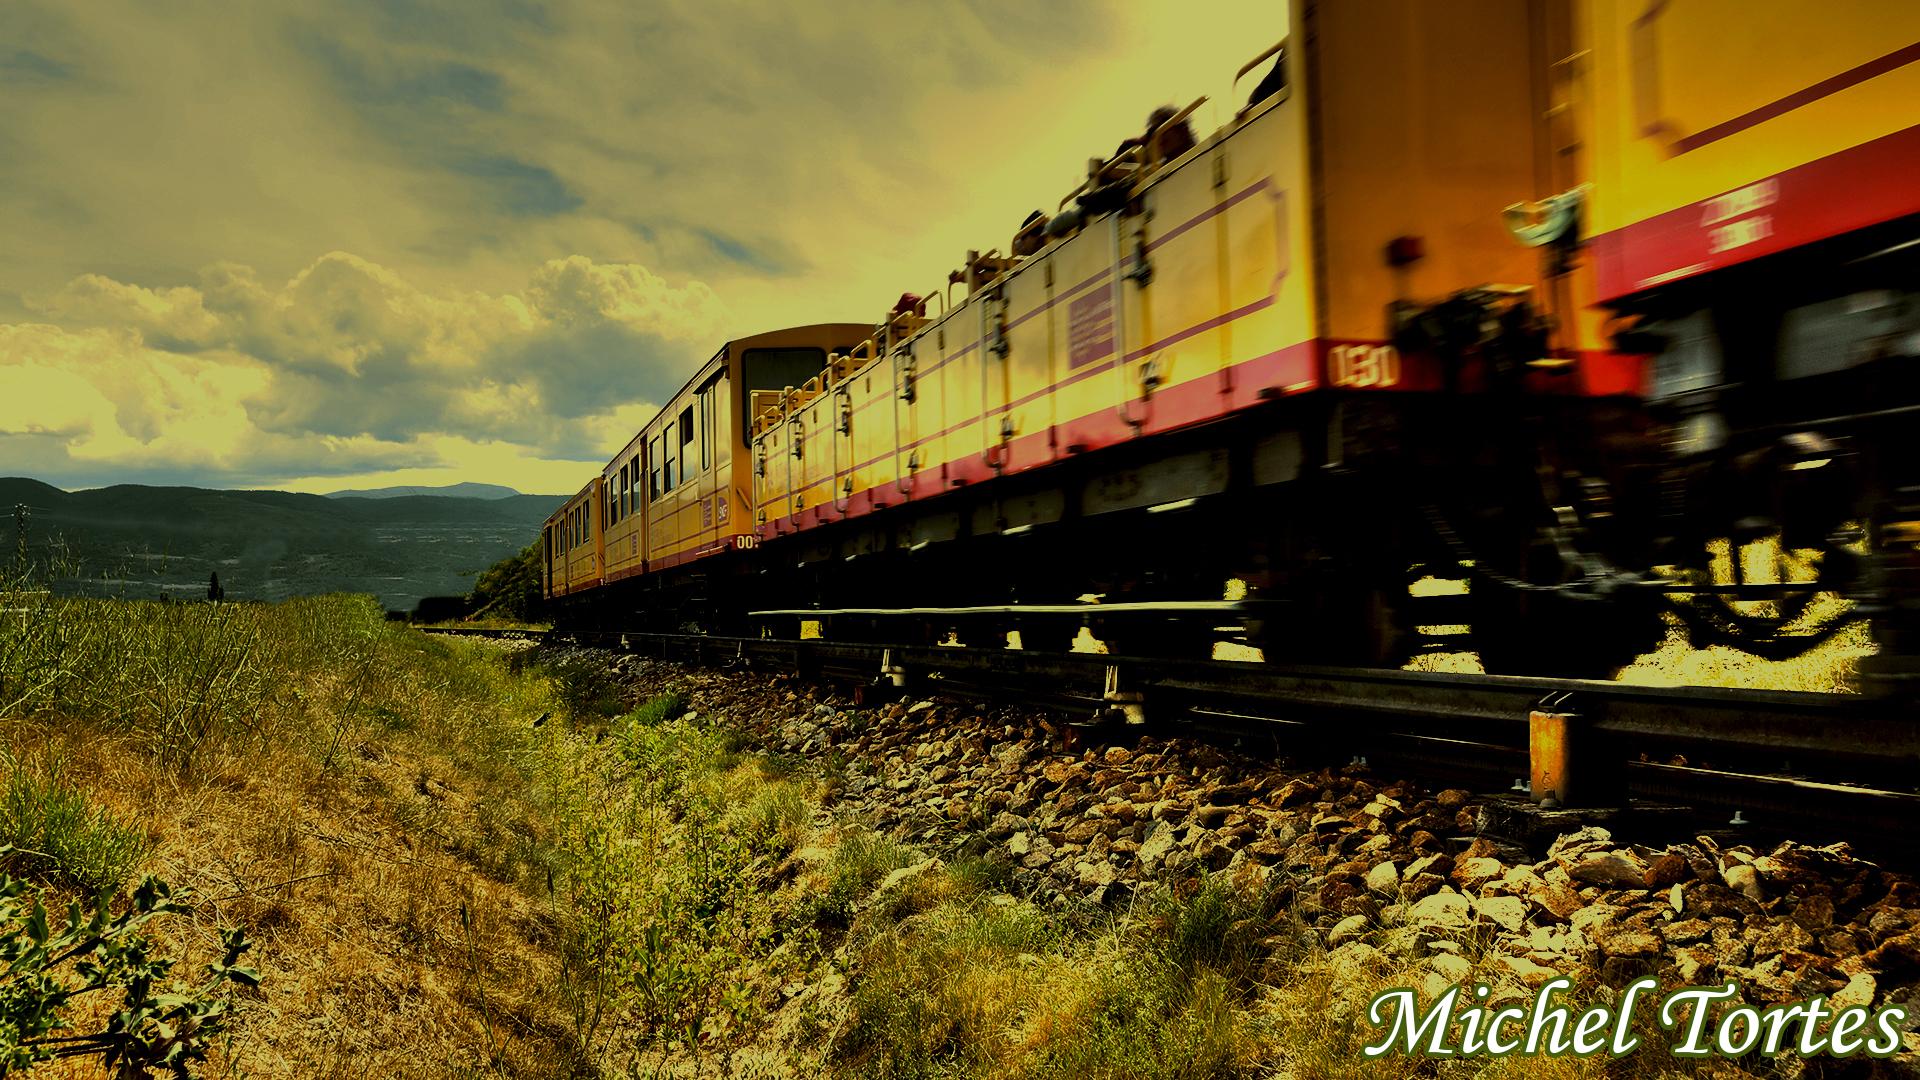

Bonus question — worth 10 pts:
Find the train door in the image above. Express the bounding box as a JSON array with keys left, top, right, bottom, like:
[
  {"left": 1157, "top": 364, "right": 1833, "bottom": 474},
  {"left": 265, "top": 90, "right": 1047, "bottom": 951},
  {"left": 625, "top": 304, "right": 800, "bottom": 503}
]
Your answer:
[
  {"left": 646, "top": 430, "right": 670, "bottom": 562},
  {"left": 977, "top": 284, "right": 1012, "bottom": 479},
  {"left": 1000, "top": 265, "right": 1050, "bottom": 473},
  {"left": 830, "top": 362, "right": 857, "bottom": 518},
  {"left": 628, "top": 446, "right": 645, "bottom": 568},
  {"left": 691, "top": 388, "right": 717, "bottom": 552},
  {"left": 672, "top": 403, "right": 698, "bottom": 555},
  {"left": 931, "top": 321, "right": 966, "bottom": 487},
  {"left": 1132, "top": 139, "right": 1228, "bottom": 435},
  {"left": 891, "top": 342, "right": 920, "bottom": 501},
  {"left": 707, "top": 370, "right": 737, "bottom": 538},
  {"left": 591, "top": 478, "right": 605, "bottom": 585}
]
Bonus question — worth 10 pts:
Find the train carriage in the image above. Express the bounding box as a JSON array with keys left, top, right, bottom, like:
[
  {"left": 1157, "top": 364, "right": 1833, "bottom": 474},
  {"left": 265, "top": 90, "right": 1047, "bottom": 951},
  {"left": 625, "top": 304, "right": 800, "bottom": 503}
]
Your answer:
[
  {"left": 542, "top": 478, "right": 604, "bottom": 599},
  {"left": 540, "top": 323, "right": 868, "bottom": 624},
  {"left": 545, "top": 0, "right": 1920, "bottom": 689}
]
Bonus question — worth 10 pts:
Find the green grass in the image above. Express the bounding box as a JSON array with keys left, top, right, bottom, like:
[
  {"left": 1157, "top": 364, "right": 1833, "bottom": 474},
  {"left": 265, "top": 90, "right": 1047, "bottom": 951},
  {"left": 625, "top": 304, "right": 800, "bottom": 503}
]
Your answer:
[
  {"left": 832, "top": 875, "right": 1268, "bottom": 1079},
  {"left": 796, "top": 828, "right": 918, "bottom": 931},
  {"left": 0, "top": 755, "right": 148, "bottom": 895},
  {"left": 628, "top": 686, "right": 689, "bottom": 727},
  {"left": 0, "top": 583, "right": 1780, "bottom": 1078},
  {"left": 529, "top": 650, "right": 631, "bottom": 723}
]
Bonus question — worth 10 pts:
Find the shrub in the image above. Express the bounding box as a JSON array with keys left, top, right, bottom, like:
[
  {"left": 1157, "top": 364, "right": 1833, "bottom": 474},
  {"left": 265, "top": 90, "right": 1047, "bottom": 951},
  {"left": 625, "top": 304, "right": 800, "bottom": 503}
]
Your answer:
[
  {"left": 730, "top": 778, "right": 808, "bottom": 858},
  {"left": 835, "top": 899, "right": 1059, "bottom": 1076},
  {"left": 0, "top": 757, "right": 148, "bottom": 895},
  {"left": 796, "top": 829, "right": 915, "bottom": 931},
  {"left": 1143, "top": 873, "right": 1290, "bottom": 991},
  {"left": 627, "top": 688, "right": 688, "bottom": 728},
  {"left": 0, "top": 866, "right": 257, "bottom": 1076},
  {"left": 466, "top": 543, "right": 545, "bottom": 623},
  {"left": 540, "top": 654, "right": 627, "bottom": 723}
]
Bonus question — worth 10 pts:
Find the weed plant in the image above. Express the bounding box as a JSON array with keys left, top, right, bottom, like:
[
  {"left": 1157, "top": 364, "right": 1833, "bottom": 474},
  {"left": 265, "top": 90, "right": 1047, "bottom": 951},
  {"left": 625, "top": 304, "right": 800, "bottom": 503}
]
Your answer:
[{"left": 0, "top": 755, "right": 148, "bottom": 895}]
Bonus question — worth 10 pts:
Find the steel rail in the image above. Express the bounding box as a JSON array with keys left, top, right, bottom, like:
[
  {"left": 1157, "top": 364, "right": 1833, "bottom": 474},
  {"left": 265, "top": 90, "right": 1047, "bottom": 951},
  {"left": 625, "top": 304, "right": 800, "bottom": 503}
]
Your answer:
[{"left": 421, "top": 624, "right": 1920, "bottom": 857}]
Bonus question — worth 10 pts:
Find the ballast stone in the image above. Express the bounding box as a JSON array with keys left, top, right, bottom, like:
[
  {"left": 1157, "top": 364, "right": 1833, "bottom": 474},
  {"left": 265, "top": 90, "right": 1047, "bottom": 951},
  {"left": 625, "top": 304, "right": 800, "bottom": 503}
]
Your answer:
[
  {"left": 1410, "top": 890, "right": 1472, "bottom": 932},
  {"left": 1365, "top": 860, "right": 1400, "bottom": 895}
]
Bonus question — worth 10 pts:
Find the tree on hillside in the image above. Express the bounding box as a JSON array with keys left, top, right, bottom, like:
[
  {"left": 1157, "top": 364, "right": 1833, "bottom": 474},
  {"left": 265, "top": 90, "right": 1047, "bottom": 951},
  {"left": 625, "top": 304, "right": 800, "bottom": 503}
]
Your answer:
[{"left": 468, "top": 542, "right": 545, "bottom": 622}]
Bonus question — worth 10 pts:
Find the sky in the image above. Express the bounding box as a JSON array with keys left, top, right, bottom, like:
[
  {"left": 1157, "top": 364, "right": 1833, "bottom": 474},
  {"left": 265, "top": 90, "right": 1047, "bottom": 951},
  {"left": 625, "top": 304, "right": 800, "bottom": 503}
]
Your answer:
[{"left": 2, "top": 0, "right": 1282, "bottom": 495}]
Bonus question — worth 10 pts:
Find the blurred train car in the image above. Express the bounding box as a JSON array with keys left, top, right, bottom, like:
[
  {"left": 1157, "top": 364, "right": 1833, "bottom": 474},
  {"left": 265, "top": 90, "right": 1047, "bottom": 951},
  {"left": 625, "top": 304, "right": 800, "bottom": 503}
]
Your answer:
[
  {"left": 547, "top": 0, "right": 1920, "bottom": 687},
  {"left": 745, "top": 0, "right": 1645, "bottom": 666},
  {"left": 542, "top": 324, "right": 868, "bottom": 625},
  {"left": 1574, "top": 0, "right": 1920, "bottom": 686}
]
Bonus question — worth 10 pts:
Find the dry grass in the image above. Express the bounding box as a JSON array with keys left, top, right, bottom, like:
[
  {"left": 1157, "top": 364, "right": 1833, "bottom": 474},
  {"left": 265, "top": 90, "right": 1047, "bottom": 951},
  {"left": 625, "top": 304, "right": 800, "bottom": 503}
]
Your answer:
[
  {"left": 0, "top": 590, "right": 594, "bottom": 1077},
  {"left": 0, "top": 583, "right": 1821, "bottom": 1078},
  {"left": 815, "top": 858, "right": 1775, "bottom": 1079}
]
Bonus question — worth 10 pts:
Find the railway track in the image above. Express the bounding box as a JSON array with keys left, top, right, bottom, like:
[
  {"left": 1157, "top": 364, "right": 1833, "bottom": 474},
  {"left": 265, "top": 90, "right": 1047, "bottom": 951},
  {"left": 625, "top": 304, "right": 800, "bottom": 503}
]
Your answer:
[{"left": 421, "top": 624, "right": 1920, "bottom": 860}]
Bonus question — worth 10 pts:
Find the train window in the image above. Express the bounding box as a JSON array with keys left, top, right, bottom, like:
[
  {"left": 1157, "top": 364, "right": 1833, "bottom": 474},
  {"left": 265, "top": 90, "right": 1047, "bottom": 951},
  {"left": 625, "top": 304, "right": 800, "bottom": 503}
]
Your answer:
[
  {"left": 664, "top": 421, "right": 678, "bottom": 489},
  {"left": 741, "top": 346, "right": 826, "bottom": 430},
  {"left": 699, "top": 388, "right": 712, "bottom": 470},
  {"left": 649, "top": 435, "right": 663, "bottom": 498},
  {"left": 679, "top": 404, "right": 696, "bottom": 478},
  {"left": 713, "top": 372, "right": 732, "bottom": 453},
  {"left": 628, "top": 454, "right": 639, "bottom": 512}
]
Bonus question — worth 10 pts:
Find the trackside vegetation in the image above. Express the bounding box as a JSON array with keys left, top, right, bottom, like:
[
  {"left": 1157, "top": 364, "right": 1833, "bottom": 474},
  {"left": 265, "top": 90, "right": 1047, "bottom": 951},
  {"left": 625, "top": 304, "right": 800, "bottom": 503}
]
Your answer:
[{"left": 0, "top": 565, "right": 1787, "bottom": 1076}]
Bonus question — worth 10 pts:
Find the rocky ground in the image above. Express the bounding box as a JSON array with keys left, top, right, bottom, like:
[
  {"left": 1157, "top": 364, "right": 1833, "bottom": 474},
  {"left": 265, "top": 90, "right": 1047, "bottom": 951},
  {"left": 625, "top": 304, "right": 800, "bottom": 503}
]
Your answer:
[{"left": 561, "top": 644, "right": 1920, "bottom": 1065}]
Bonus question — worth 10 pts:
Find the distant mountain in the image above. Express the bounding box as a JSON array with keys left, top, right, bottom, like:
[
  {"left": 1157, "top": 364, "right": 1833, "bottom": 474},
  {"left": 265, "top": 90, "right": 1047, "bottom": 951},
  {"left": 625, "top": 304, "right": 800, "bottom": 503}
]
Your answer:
[
  {"left": 324, "top": 482, "right": 538, "bottom": 500},
  {"left": 2, "top": 477, "right": 564, "bottom": 613}
]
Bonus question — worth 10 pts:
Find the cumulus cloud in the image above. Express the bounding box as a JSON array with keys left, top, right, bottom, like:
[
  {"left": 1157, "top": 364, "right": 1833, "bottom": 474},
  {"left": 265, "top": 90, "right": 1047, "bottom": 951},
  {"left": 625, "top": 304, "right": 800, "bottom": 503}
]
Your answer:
[
  {"left": 0, "top": 0, "right": 1282, "bottom": 491},
  {"left": 5, "top": 252, "right": 727, "bottom": 490}
]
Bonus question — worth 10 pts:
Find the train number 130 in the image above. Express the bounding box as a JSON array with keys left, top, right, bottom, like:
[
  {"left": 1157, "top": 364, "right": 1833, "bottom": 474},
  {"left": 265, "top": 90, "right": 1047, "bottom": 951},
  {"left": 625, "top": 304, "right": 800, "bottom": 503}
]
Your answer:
[{"left": 1326, "top": 343, "right": 1401, "bottom": 388}]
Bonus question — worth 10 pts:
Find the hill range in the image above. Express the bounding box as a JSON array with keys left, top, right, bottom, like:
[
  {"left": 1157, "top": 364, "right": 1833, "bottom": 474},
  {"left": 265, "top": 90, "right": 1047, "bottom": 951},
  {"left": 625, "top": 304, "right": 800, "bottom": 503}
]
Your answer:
[{"left": 2, "top": 478, "right": 563, "bottom": 614}]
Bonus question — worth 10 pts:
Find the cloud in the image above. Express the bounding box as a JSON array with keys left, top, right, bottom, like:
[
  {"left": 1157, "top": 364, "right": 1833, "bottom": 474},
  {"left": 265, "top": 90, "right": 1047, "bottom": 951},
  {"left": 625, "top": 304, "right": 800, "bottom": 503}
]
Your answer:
[
  {"left": 449, "top": 154, "right": 583, "bottom": 217},
  {"left": 31, "top": 275, "right": 226, "bottom": 350},
  {"left": 0, "top": 49, "right": 74, "bottom": 85},
  {"left": 5, "top": 251, "right": 726, "bottom": 489},
  {"left": 0, "top": 0, "right": 1285, "bottom": 492}
]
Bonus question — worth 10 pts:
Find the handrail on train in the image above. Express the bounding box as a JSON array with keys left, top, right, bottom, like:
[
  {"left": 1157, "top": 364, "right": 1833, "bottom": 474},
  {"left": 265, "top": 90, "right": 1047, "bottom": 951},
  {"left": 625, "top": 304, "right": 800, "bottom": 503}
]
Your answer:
[{"left": 1232, "top": 38, "right": 1287, "bottom": 120}]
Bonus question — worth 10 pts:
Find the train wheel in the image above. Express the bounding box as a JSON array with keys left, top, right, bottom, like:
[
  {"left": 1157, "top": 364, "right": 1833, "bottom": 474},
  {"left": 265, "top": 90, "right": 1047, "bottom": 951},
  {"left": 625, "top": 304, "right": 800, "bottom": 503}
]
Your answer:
[
  {"left": 1252, "top": 580, "right": 1409, "bottom": 668},
  {"left": 1096, "top": 619, "right": 1218, "bottom": 660},
  {"left": 1016, "top": 622, "right": 1081, "bottom": 654},
  {"left": 1469, "top": 581, "right": 1655, "bottom": 679}
]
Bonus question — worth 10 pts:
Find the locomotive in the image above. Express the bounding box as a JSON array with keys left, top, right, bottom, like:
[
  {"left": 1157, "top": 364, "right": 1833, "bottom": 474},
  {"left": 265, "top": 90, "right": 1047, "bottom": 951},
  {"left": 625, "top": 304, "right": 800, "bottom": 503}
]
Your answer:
[{"left": 543, "top": 0, "right": 1920, "bottom": 692}]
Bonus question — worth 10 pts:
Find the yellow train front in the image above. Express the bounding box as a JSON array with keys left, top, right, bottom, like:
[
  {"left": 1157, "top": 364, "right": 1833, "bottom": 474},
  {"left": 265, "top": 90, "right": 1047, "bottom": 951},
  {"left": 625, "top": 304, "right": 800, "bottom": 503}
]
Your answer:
[{"left": 552, "top": 0, "right": 1920, "bottom": 687}]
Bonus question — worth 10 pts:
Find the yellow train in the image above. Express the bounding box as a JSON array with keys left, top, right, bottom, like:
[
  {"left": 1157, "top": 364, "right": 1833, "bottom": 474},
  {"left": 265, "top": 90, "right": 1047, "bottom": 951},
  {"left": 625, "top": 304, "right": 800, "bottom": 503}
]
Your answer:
[{"left": 544, "top": 0, "right": 1920, "bottom": 687}]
